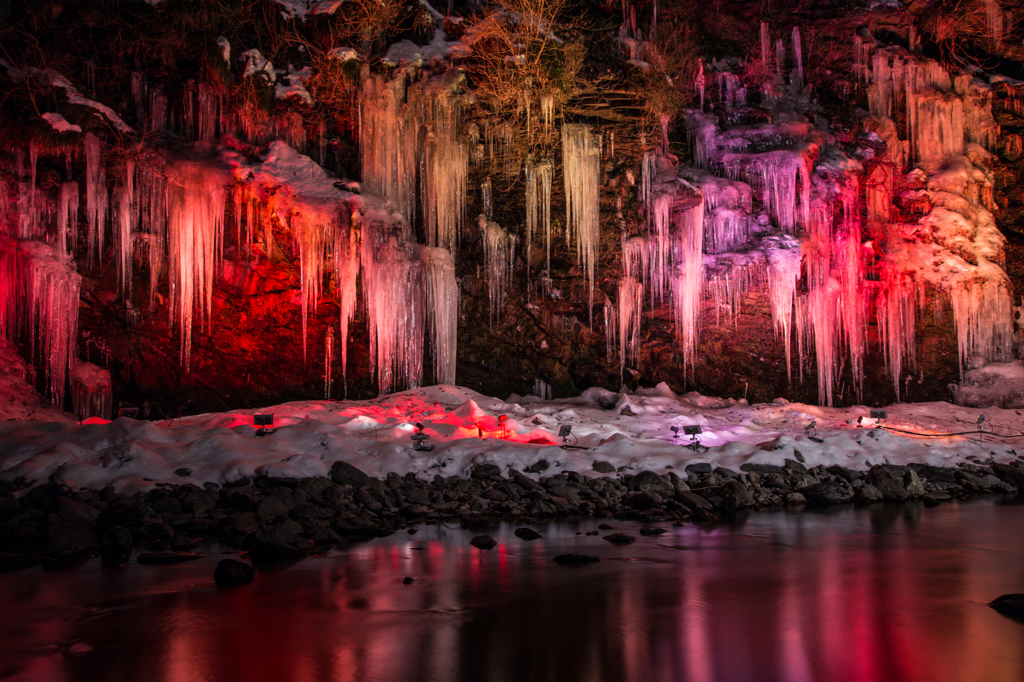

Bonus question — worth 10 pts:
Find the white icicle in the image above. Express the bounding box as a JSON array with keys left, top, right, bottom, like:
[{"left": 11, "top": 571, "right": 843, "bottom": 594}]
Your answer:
[
  {"left": 480, "top": 215, "right": 516, "bottom": 327},
  {"left": 562, "top": 124, "right": 602, "bottom": 325},
  {"left": 618, "top": 276, "right": 643, "bottom": 379},
  {"left": 421, "top": 244, "right": 458, "bottom": 386}
]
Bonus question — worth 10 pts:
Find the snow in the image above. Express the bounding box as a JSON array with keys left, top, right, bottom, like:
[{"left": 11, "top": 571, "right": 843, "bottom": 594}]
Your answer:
[
  {"left": 383, "top": 30, "right": 462, "bottom": 67},
  {"left": 45, "top": 71, "right": 132, "bottom": 133},
  {"left": 41, "top": 113, "right": 82, "bottom": 134},
  {"left": 240, "top": 49, "right": 276, "bottom": 83},
  {"left": 328, "top": 47, "right": 360, "bottom": 62},
  {"left": 270, "top": 0, "right": 346, "bottom": 20},
  {"left": 275, "top": 66, "right": 313, "bottom": 105},
  {"left": 2, "top": 384, "right": 1023, "bottom": 496},
  {"left": 954, "top": 360, "right": 1024, "bottom": 409}
]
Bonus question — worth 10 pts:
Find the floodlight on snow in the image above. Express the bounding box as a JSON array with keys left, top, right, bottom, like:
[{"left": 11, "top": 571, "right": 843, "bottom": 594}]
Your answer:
[
  {"left": 117, "top": 406, "right": 139, "bottom": 419},
  {"left": 499, "top": 414, "right": 508, "bottom": 439},
  {"left": 682, "top": 424, "right": 705, "bottom": 452},
  {"left": 557, "top": 424, "right": 577, "bottom": 448},
  {"left": 253, "top": 413, "right": 274, "bottom": 437},
  {"left": 869, "top": 409, "right": 887, "bottom": 423},
  {"left": 410, "top": 422, "right": 434, "bottom": 451},
  {"left": 977, "top": 414, "right": 986, "bottom": 425},
  {"left": 804, "top": 420, "right": 824, "bottom": 443},
  {"left": 671, "top": 425, "right": 680, "bottom": 441}
]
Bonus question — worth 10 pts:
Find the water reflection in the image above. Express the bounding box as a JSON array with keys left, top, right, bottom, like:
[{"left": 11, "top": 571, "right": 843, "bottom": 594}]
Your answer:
[{"left": 2, "top": 501, "right": 1024, "bottom": 681}]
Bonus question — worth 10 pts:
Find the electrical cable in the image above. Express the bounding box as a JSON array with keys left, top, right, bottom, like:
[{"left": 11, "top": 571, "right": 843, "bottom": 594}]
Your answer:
[{"left": 878, "top": 425, "right": 1024, "bottom": 439}]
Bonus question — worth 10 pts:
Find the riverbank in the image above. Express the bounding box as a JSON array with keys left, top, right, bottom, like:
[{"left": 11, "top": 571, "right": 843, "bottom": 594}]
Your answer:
[{"left": 3, "top": 454, "right": 1022, "bottom": 574}]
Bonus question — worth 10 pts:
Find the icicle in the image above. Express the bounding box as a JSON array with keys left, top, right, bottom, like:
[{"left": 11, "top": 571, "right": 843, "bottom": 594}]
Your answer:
[
  {"left": 540, "top": 92, "right": 554, "bottom": 131},
  {"left": 480, "top": 215, "right": 516, "bottom": 327},
  {"left": 57, "top": 182, "right": 79, "bottom": 262},
  {"left": 791, "top": 27, "right": 804, "bottom": 93},
  {"left": 695, "top": 59, "right": 705, "bottom": 111},
  {"left": 70, "top": 361, "right": 112, "bottom": 420},
  {"left": 908, "top": 26, "right": 917, "bottom": 53},
  {"left": 562, "top": 124, "right": 602, "bottom": 325},
  {"left": 150, "top": 87, "right": 167, "bottom": 133},
  {"left": 533, "top": 378, "right": 552, "bottom": 400},
  {"left": 165, "top": 161, "right": 226, "bottom": 369},
  {"left": 0, "top": 240, "right": 81, "bottom": 407},
  {"left": 618, "top": 276, "right": 643, "bottom": 379},
  {"left": 115, "top": 161, "right": 136, "bottom": 298},
  {"left": 131, "top": 72, "right": 147, "bottom": 128},
  {"left": 760, "top": 22, "right": 770, "bottom": 66},
  {"left": 333, "top": 218, "right": 359, "bottom": 388},
  {"left": 525, "top": 159, "right": 535, "bottom": 277},
  {"left": 359, "top": 73, "right": 419, "bottom": 224},
  {"left": 420, "top": 80, "right": 469, "bottom": 254},
  {"left": 28, "top": 142, "right": 38, "bottom": 239},
  {"left": 481, "top": 176, "right": 492, "bottom": 220},
  {"left": 986, "top": 0, "right": 1004, "bottom": 45},
  {"left": 671, "top": 198, "right": 704, "bottom": 368},
  {"left": 324, "top": 326, "right": 334, "bottom": 399},
  {"left": 913, "top": 89, "right": 964, "bottom": 169},
  {"left": 722, "top": 149, "right": 810, "bottom": 232},
  {"left": 421, "top": 244, "right": 458, "bottom": 385},
  {"left": 776, "top": 39, "right": 785, "bottom": 77},
  {"left": 359, "top": 218, "right": 426, "bottom": 395},
  {"left": 84, "top": 133, "right": 107, "bottom": 266},
  {"left": 538, "top": 161, "right": 553, "bottom": 274},
  {"left": 604, "top": 298, "right": 616, "bottom": 362}
]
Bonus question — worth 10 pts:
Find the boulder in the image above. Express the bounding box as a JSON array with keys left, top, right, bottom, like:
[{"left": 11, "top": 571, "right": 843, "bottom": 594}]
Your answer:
[
  {"left": 514, "top": 527, "right": 542, "bottom": 540},
  {"left": 592, "top": 461, "right": 616, "bottom": 474},
  {"left": 867, "top": 466, "right": 910, "bottom": 501},
  {"left": 214, "top": 559, "right": 257, "bottom": 587},
  {"left": 469, "top": 535, "right": 497, "bottom": 549},
  {"left": 330, "top": 461, "right": 371, "bottom": 488},
  {"left": 990, "top": 594, "right": 1024, "bottom": 622},
  {"left": 799, "top": 482, "right": 854, "bottom": 505},
  {"left": 44, "top": 522, "right": 96, "bottom": 557}
]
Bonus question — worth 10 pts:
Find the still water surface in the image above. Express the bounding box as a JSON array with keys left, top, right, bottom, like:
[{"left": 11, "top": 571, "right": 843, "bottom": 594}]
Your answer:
[{"left": 3, "top": 500, "right": 1024, "bottom": 682}]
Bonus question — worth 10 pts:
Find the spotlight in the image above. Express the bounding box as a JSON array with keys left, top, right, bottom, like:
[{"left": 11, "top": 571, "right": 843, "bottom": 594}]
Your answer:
[
  {"left": 411, "top": 422, "right": 433, "bottom": 451},
  {"left": 869, "top": 409, "right": 887, "bottom": 423},
  {"left": 254, "top": 413, "right": 274, "bottom": 437},
  {"left": 671, "top": 425, "right": 680, "bottom": 441},
  {"left": 117, "top": 406, "right": 139, "bottom": 419},
  {"left": 682, "top": 424, "right": 705, "bottom": 452},
  {"left": 499, "top": 414, "right": 508, "bottom": 439},
  {"left": 976, "top": 414, "right": 986, "bottom": 425},
  {"left": 804, "top": 420, "right": 824, "bottom": 443}
]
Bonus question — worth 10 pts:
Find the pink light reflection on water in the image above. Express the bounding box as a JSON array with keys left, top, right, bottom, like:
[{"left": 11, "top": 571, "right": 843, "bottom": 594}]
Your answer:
[{"left": 2, "top": 503, "right": 1024, "bottom": 681}]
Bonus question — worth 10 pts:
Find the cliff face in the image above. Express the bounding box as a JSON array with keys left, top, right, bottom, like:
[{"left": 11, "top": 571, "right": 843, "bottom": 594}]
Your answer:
[{"left": 1, "top": 0, "right": 1023, "bottom": 418}]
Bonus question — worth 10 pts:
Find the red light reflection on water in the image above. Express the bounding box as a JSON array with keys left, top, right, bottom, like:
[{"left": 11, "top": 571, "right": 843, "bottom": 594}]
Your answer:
[{"left": 3, "top": 505, "right": 1024, "bottom": 681}]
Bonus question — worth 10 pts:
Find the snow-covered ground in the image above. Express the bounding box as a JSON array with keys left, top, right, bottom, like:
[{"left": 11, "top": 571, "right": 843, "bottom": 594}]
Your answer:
[{"left": 2, "top": 367, "right": 1023, "bottom": 496}]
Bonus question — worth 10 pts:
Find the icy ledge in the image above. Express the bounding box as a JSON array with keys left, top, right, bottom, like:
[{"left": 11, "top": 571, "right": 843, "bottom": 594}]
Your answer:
[{"left": 1, "top": 384, "right": 1022, "bottom": 496}]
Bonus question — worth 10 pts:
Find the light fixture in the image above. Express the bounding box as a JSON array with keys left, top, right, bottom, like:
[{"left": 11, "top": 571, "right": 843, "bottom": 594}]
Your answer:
[
  {"left": 254, "top": 413, "right": 274, "bottom": 437},
  {"left": 869, "top": 409, "right": 887, "bottom": 423},
  {"left": 682, "top": 424, "right": 705, "bottom": 452},
  {"left": 411, "top": 422, "right": 434, "bottom": 451}
]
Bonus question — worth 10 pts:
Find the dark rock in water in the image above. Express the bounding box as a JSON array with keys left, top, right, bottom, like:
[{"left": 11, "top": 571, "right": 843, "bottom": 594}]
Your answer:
[
  {"left": 990, "top": 594, "right": 1024, "bottom": 621},
  {"left": 990, "top": 464, "right": 1024, "bottom": 488},
  {"left": 219, "top": 513, "right": 259, "bottom": 543},
  {"left": 44, "top": 522, "right": 96, "bottom": 557},
  {"left": 626, "top": 470, "right": 673, "bottom": 494},
  {"left": 685, "top": 463, "right": 713, "bottom": 475},
  {"left": 554, "top": 554, "right": 602, "bottom": 565},
  {"left": 514, "top": 527, "right": 542, "bottom": 540},
  {"left": 403, "top": 576, "right": 415, "bottom": 585},
  {"left": 55, "top": 497, "right": 100, "bottom": 526},
  {"left": 330, "top": 461, "right": 371, "bottom": 488},
  {"left": 313, "top": 528, "right": 341, "bottom": 546},
  {"left": 827, "top": 465, "right": 860, "bottom": 481},
  {"left": 242, "top": 527, "right": 314, "bottom": 558},
  {"left": 724, "top": 480, "right": 755, "bottom": 508},
  {"left": 470, "top": 535, "right": 497, "bottom": 550},
  {"left": 0, "top": 553, "right": 42, "bottom": 573},
  {"left": 784, "top": 458, "right": 808, "bottom": 474},
  {"left": 603, "top": 533, "right": 636, "bottom": 545},
  {"left": 214, "top": 559, "right": 256, "bottom": 587},
  {"left": 256, "top": 495, "right": 289, "bottom": 522},
  {"left": 171, "top": 536, "right": 202, "bottom": 552},
  {"left": 740, "top": 463, "right": 786, "bottom": 474},
  {"left": 137, "top": 552, "right": 203, "bottom": 565},
  {"left": 855, "top": 483, "right": 884, "bottom": 502},
  {"left": 598, "top": 523, "right": 614, "bottom": 530},
  {"left": 639, "top": 526, "right": 666, "bottom": 536},
  {"left": 922, "top": 495, "right": 943, "bottom": 508},
  {"left": 867, "top": 466, "right": 910, "bottom": 501},
  {"left": 592, "top": 461, "right": 616, "bottom": 474},
  {"left": 676, "top": 490, "right": 714, "bottom": 511},
  {"left": 471, "top": 464, "right": 501, "bottom": 479},
  {"left": 799, "top": 482, "right": 854, "bottom": 505},
  {"left": 511, "top": 470, "right": 544, "bottom": 492},
  {"left": 908, "top": 464, "right": 958, "bottom": 483}
]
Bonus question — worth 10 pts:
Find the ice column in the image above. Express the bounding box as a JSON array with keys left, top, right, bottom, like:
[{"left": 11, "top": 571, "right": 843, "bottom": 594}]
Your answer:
[
  {"left": 421, "top": 244, "right": 458, "bottom": 386},
  {"left": 562, "top": 124, "right": 602, "bottom": 324},
  {"left": 618, "top": 276, "right": 644, "bottom": 379},
  {"left": 70, "top": 361, "right": 112, "bottom": 420},
  {"left": 480, "top": 215, "right": 516, "bottom": 326}
]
